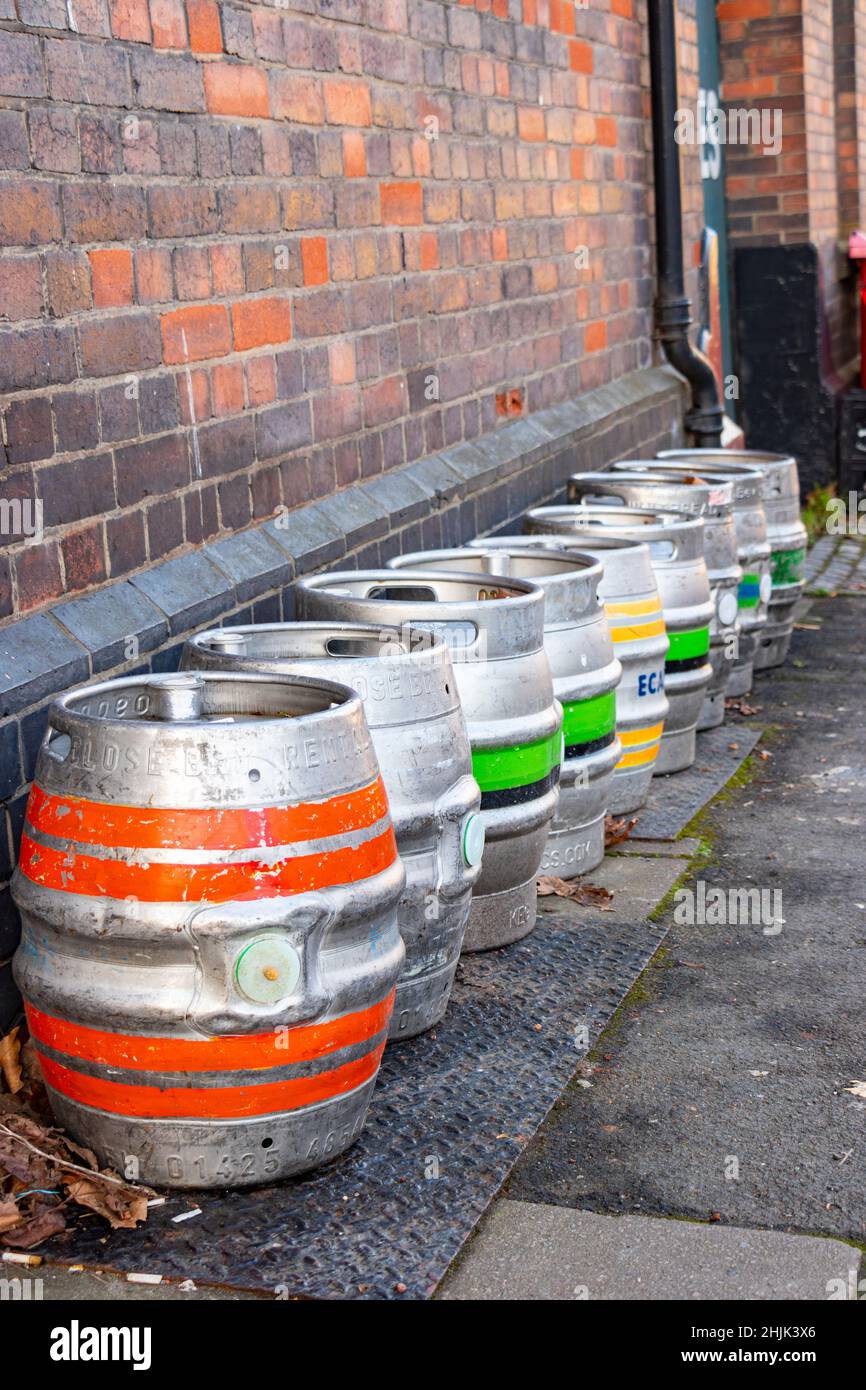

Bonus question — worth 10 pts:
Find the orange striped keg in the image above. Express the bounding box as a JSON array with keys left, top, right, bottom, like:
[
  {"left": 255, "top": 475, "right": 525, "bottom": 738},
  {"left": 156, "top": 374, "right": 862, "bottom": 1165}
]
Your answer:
[{"left": 12, "top": 671, "right": 405, "bottom": 1189}]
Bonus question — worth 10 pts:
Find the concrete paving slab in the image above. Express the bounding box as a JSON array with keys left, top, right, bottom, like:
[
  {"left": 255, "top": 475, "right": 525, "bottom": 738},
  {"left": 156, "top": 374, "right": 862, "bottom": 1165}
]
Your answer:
[
  {"left": 438, "top": 1200, "right": 859, "bottom": 1301},
  {"left": 558, "top": 851, "right": 689, "bottom": 921},
  {"left": 610, "top": 838, "right": 702, "bottom": 859}
]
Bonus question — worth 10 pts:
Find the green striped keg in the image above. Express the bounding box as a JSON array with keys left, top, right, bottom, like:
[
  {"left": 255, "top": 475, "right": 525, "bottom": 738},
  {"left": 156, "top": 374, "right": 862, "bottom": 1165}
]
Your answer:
[
  {"left": 388, "top": 546, "right": 622, "bottom": 881},
  {"left": 294, "top": 570, "right": 561, "bottom": 952}
]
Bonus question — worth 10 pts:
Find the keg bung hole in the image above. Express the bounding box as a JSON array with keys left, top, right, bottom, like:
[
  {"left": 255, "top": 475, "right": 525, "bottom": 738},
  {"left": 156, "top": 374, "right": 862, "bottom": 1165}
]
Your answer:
[
  {"left": 261, "top": 1138, "right": 273, "bottom": 1149},
  {"left": 249, "top": 768, "right": 261, "bottom": 782}
]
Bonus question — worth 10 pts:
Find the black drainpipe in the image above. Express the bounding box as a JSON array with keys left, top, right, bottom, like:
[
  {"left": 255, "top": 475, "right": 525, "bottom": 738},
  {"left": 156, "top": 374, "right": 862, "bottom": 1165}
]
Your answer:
[{"left": 648, "top": 0, "right": 724, "bottom": 447}]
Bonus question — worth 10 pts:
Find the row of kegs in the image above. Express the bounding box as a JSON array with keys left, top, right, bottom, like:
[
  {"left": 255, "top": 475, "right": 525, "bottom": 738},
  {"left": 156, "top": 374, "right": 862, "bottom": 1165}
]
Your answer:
[{"left": 11, "top": 449, "right": 806, "bottom": 1189}]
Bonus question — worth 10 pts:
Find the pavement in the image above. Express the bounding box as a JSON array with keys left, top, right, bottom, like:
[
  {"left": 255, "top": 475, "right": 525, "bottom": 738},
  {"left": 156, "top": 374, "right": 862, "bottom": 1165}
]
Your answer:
[{"left": 439, "top": 577, "right": 866, "bottom": 1301}]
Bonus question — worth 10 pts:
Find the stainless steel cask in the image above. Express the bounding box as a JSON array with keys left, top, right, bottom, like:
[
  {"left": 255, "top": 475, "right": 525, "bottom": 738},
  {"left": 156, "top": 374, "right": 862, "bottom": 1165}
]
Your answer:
[
  {"left": 295, "top": 571, "right": 560, "bottom": 952},
  {"left": 12, "top": 671, "right": 405, "bottom": 1188},
  {"left": 182, "top": 622, "right": 482, "bottom": 1042}
]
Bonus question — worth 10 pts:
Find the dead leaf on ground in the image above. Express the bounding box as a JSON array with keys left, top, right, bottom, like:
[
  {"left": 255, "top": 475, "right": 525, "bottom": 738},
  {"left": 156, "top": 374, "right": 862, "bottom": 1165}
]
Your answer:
[
  {"left": 842, "top": 1080, "right": 866, "bottom": 1099},
  {"left": 604, "top": 814, "right": 638, "bottom": 848},
  {"left": 537, "top": 876, "right": 614, "bottom": 910},
  {"left": 0, "top": 1199, "right": 23, "bottom": 1233},
  {"left": 0, "top": 1108, "right": 155, "bottom": 1249},
  {"left": 63, "top": 1176, "right": 149, "bottom": 1231},
  {"left": 725, "top": 698, "right": 761, "bottom": 716},
  {"left": 1, "top": 1204, "right": 66, "bottom": 1249},
  {"left": 0, "top": 1028, "right": 22, "bottom": 1095}
]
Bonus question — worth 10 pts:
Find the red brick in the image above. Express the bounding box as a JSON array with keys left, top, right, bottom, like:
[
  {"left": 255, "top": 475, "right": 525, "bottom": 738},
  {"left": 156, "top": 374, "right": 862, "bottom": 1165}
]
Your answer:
[
  {"left": 329, "top": 339, "right": 355, "bottom": 385},
  {"left": 0, "top": 256, "right": 42, "bottom": 319},
  {"left": 231, "top": 296, "right": 293, "bottom": 351},
  {"left": 63, "top": 184, "right": 146, "bottom": 243},
  {"left": 595, "top": 116, "right": 618, "bottom": 146},
  {"left": 80, "top": 311, "right": 163, "bottom": 376},
  {"left": 204, "top": 62, "right": 269, "bottom": 119},
  {"left": 187, "top": 0, "right": 222, "bottom": 52},
  {"left": 380, "top": 181, "right": 423, "bottom": 226},
  {"left": 210, "top": 242, "right": 245, "bottom": 296},
  {"left": 323, "top": 79, "right": 372, "bottom": 127},
  {"left": 584, "top": 320, "right": 608, "bottom": 352},
  {"left": 246, "top": 353, "right": 277, "bottom": 407},
  {"left": 270, "top": 72, "right": 323, "bottom": 124},
  {"left": 89, "top": 248, "right": 134, "bottom": 307},
  {"left": 363, "top": 374, "right": 405, "bottom": 427},
  {"left": 211, "top": 361, "right": 244, "bottom": 416},
  {"left": 0, "top": 180, "right": 62, "bottom": 247},
  {"left": 45, "top": 249, "right": 92, "bottom": 316},
  {"left": 173, "top": 244, "right": 211, "bottom": 301},
  {"left": 343, "top": 130, "right": 367, "bottom": 177},
  {"left": 568, "top": 40, "right": 593, "bottom": 74},
  {"left": 161, "top": 303, "right": 231, "bottom": 364},
  {"left": 220, "top": 183, "right": 280, "bottom": 235},
  {"left": 135, "top": 247, "right": 173, "bottom": 304},
  {"left": 148, "top": 184, "right": 218, "bottom": 239},
  {"left": 62, "top": 524, "right": 107, "bottom": 593},
  {"left": 178, "top": 366, "right": 211, "bottom": 423},
  {"left": 150, "top": 0, "right": 187, "bottom": 48},
  {"left": 301, "top": 236, "right": 329, "bottom": 286},
  {"left": 110, "top": 0, "right": 151, "bottom": 41},
  {"left": 517, "top": 106, "right": 546, "bottom": 141},
  {"left": 15, "top": 543, "right": 63, "bottom": 612}
]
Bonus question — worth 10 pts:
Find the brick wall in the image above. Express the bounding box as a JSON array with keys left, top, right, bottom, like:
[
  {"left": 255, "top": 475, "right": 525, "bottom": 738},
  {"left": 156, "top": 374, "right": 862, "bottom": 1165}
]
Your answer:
[
  {"left": 0, "top": 0, "right": 671, "bottom": 628},
  {"left": 718, "top": 0, "right": 859, "bottom": 376}
]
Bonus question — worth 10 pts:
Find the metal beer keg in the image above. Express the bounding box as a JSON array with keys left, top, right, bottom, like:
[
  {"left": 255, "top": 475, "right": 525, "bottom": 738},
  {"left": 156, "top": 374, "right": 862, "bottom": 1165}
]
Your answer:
[
  {"left": 509, "top": 528, "right": 669, "bottom": 812},
  {"left": 295, "top": 571, "right": 560, "bottom": 952},
  {"left": 567, "top": 468, "right": 741, "bottom": 728},
  {"left": 182, "top": 622, "right": 482, "bottom": 1041},
  {"left": 12, "top": 671, "right": 405, "bottom": 1188},
  {"left": 525, "top": 505, "right": 712, "bottom": 775},
  {"left": 658, "top": 449, "right": 805, "bottom": 670},
  {"left": 387, "top": 547, "right": 622, "bottom": 880}
]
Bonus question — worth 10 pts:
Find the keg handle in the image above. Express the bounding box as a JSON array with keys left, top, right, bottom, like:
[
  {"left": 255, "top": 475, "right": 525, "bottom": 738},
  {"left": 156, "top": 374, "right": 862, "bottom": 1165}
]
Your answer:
[
  {"left": 574, "top": 491, "right": 627, "bottom": 507},
  {"left": 184, "top": 893, "right": 334, "bottom": 1036}
]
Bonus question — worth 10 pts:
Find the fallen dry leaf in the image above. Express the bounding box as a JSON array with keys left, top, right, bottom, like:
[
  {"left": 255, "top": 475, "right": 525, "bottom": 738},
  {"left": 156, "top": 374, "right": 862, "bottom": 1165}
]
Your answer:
[
  {"left": 537, "top": 876, "right": 614, "bottom": 910},
  {"left": 1, "top": 1204, "right": 66, "bottom": 1249},
  {"left": 604, "top": 814, "right": 638, "bottom": 848},
  {"left": 0, "top": 1028, "right": 22, "bottom": 1095},
  {"left": 0, "top": 1199, "right": 23, "bottom": 1234},
  {"left": 725, "top": 698, "right": 761, "bottom": 716},
  {"left": 63, "top": 1176, "right": 149, "bottom": 1231},
  {"left": 842, "top": 1080, "right": 866, "bottom": 1099}
]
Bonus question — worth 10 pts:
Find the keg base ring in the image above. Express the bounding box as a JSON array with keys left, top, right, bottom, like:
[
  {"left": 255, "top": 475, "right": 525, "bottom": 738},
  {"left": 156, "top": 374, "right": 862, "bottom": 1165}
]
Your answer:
[
  {"left": 754, "top": 630, "right": 792, "bottom": 671},
  {"left": 461, "top": 877, "right": 538, "bottom": 953},
  {"left": 389, "top": 955, "right": 462, "bottom": 1041},
  {"left": 46, "top": 1081, "right": 377, "bottom": 1190},
  {"left": 697, "top": 688, "right": 726, "bottom": 730},
  {"left": 540, "top": 813, "right": 605, "bottom": 880},
  {"left": 654, "top": 726, "right": 697, "bottom": 776},
  {"left": 725, "top": 662, "right": 755, "bottom": 698}
]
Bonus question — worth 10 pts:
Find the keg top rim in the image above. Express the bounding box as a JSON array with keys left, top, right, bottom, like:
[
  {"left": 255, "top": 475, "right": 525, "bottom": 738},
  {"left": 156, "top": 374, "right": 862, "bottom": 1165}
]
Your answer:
[
  {"left": 517, "top": 529, "right": 651, "bottom": 555},
  {"left": 185, "top": 620, "right": 448, "bottom": 664},
  {"left": 658, "top": 448, "right": 795, "bottom": 471},
  {"left": 296, "top": 567, "right": 544, "bottom": 606},
  {"left": 526, "top": 503, "right": 700, "bottom": 533},
  {"left": 574, "top": 468, "right": 734, "bottom": 500},
  {"left": 389, "top": 545, "right": 605, "bottom": 585},
  {"left": 52, "top": 669, "right": 365, "bottom": 728}
]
